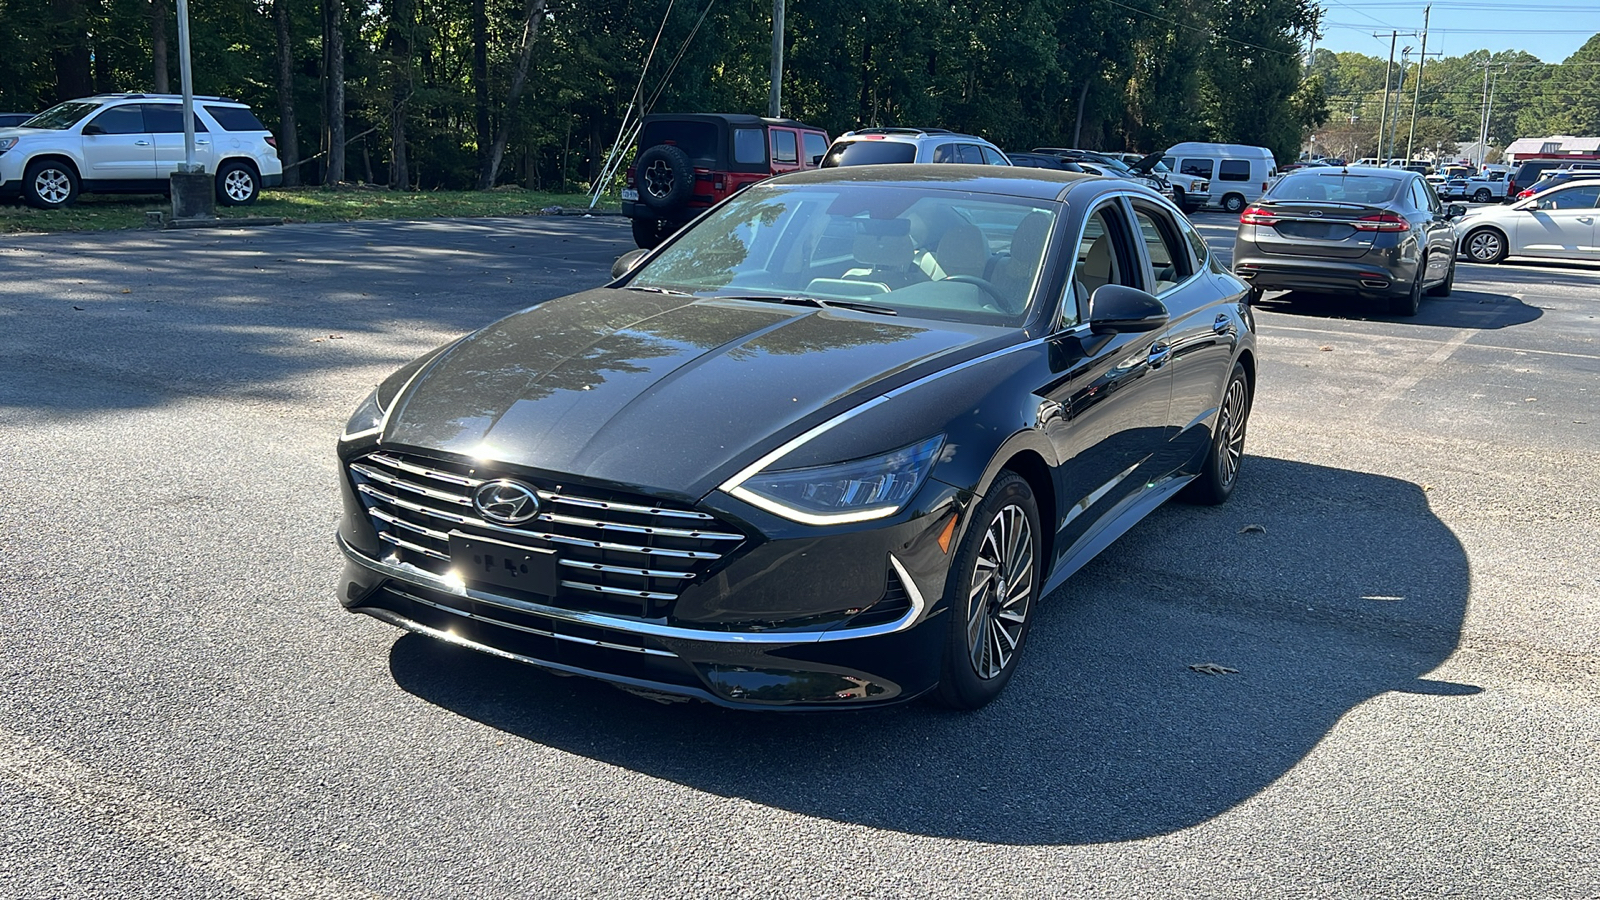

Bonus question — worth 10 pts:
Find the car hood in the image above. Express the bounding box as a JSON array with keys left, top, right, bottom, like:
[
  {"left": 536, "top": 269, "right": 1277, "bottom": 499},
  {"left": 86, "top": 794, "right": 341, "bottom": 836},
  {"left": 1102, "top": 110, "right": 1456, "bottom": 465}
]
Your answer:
[
  {"left": 380, "top": 288, "right": 1008, "bottom": 499},
  {"left": 1126, "top": 152, "right": 1165, "bottom": 175}
]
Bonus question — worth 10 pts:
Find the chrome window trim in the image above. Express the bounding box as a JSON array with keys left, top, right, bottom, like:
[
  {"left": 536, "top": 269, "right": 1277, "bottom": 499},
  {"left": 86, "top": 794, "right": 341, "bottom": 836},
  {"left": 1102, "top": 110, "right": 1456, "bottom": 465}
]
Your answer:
[
  {"left": 342, "top": 536, "right": 929, "bottom": 644},
  {"left": 1127, "top": 197, "right": 1206, "bottom": 298}
]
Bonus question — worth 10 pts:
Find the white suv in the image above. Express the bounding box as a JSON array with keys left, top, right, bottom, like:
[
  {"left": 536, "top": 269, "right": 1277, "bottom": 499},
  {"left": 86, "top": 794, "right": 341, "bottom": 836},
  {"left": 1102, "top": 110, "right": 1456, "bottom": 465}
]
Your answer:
[
  {"left": 820, "top": 128, "right": 1012, "bottom": 167},
  {"left": 0, "top": 93, "right": 283, "bottom": 209}
]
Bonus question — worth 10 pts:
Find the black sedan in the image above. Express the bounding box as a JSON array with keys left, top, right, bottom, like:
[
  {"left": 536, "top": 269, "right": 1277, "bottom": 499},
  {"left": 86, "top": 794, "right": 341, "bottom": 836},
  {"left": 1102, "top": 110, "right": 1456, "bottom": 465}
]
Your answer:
[
  {"left": 336, "top": 166, "right": 1258, "bottom": 709},
  {"left": 1232, "top": 166, "right": 1463, "bottom": 316}
]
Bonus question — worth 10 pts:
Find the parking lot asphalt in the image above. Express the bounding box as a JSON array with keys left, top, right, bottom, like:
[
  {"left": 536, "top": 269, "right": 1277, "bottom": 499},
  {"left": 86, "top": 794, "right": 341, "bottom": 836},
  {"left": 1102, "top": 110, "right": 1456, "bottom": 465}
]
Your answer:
[{"left": 1, "top": 212, "right": 1596, "bottom": 898}]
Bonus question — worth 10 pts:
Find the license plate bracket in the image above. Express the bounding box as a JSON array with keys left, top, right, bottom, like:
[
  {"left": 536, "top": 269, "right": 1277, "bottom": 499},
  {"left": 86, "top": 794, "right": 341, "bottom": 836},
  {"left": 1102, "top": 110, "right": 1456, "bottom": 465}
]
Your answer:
[
  {"left": 449, "top": 531, "right": 558, "bottom": 596},
  {"left": 621, "top": 188, "right": 639, "bottom": 202}
]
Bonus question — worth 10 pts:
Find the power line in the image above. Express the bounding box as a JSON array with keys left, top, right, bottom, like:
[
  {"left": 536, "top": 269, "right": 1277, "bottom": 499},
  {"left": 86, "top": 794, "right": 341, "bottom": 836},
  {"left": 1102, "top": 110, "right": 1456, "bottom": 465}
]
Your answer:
[{"left": 1097, "top": 0, "right": 1304, "bottom": 58}]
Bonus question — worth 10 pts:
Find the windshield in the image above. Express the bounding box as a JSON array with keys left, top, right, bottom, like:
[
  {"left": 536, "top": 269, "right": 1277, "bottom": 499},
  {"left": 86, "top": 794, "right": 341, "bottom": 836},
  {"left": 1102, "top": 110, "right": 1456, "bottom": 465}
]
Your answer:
[
  {"left": 821, "top": 140, "right": 917, "bottom": 167},
  {"left": 627, "top": 183, "right": 1058, "bottom": 325},
  {"left": 22, "top": 101, "right": 101, "bottom": 130},
  {"left": 1266, "top": 173, "right": 1403, "bottom": 204}
]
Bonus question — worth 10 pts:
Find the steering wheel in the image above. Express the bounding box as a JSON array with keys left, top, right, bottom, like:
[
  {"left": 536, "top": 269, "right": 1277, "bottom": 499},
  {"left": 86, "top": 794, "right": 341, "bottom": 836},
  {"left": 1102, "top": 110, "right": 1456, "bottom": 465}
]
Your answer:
[{"left": 941, "top": 274, "right": 1007, "bottom": 304}]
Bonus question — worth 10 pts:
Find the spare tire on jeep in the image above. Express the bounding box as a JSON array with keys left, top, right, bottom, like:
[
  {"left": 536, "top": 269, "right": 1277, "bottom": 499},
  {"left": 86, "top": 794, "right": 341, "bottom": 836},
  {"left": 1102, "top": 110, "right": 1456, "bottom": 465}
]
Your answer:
[{"left": 636, "top": 144, "right": 695, "bottom": 211}]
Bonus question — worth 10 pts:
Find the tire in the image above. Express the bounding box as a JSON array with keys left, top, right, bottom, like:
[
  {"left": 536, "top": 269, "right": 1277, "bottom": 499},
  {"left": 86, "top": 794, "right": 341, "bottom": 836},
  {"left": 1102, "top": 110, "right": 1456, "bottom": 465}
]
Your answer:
[
  {"left": 1221, "top": 193, "right": 1247, "bottom": 214},
  {"left": 1171, "top": 187, "right": 1186, "bottom": 211},
  {"left": 1390, "top": 257, "right": 1425, "bottom": 316},
  {"left": 22, "top": 159, "right": 79, "bottom": 209},
  {"left": 1464, "top": 227, "right": 1508, "bottom": 264},
  {"left": 630, "top": 216, "right": 668, "bottom": 249},
  {"left": 933, "top": 472, "right": 1041, "bottom": 711},
  {"left": 635, "top": 144, "right": 694, "bottom": 212},
  {"left": 215, "top": 161, "right": 259, "bottom": 206},
  {"left": 1426, "top": 254, "right": 1455, "bottom": 297},
  {"left": 1181, "top": 362, "right": 1251, "bottom": 506},
  {"left": 1472, "top": 188, "right": 1492, "bottom": 203}
]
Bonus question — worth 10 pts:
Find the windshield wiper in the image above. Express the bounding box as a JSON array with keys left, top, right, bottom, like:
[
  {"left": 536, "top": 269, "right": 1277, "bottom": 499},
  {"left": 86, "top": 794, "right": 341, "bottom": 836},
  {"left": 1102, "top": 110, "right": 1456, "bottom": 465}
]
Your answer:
[
  {"left": 711, "top": 293, "right": 898, "bottom": 316},
  {"left": 625, "top": 285, "right": 693, "bottom": 296}
]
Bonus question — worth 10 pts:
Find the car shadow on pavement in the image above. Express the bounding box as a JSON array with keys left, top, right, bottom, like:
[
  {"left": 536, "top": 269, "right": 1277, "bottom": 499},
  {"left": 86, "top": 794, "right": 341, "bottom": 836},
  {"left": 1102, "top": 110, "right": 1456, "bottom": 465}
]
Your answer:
[
  {"left": 1253, "top": 288, "right": 1541, "bottom": 329},
  {"left": 388, "top": 456, "right": 1474, "bottom": 845}
]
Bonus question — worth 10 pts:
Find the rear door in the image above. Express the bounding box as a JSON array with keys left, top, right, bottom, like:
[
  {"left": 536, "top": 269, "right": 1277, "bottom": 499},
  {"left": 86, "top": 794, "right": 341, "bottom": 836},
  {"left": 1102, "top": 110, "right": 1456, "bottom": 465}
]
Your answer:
[
  {"left": 800, "top": 131, "right": 828, "bottom": 168},
  {"left": 147, "top": 104, "right": 212, "bottom": 176},
  {"left": 79, "top": 104, "right": 155, "bottom": 182},
  {"left": 1516, "top": 184, "right": 1600, "bottom": 258}
]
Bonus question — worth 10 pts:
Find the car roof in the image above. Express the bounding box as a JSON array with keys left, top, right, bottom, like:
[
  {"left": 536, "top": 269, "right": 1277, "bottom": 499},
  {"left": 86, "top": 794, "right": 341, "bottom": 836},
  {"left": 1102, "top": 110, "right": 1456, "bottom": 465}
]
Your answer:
[
  {"left": 1284, "top": 166, "right": 1413, "bottom": 181},
  {"left": 763, "top": 163, "right": 1111, "bottom": 201},
  {"left": 640, "top": 112, "right": 819, "bottom": 131},
  {"left": 836, "top": 129, "right": 995, "bottom": 143}
]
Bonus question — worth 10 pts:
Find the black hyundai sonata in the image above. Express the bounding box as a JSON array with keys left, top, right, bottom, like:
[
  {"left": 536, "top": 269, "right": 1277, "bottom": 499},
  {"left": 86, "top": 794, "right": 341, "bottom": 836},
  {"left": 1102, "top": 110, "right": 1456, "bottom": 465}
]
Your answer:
[{"left": 336, "top": 165, "right": 1257, "bottom": 709}]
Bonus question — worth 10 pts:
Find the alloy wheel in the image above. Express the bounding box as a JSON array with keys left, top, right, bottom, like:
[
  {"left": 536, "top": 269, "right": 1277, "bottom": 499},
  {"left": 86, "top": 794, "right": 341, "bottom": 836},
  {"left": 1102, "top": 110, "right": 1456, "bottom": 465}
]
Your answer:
[
  {"left": 1217, "top": 377, "right": 1248, "bottom": 488},
  {"left": 644, "top": 160, "right": 674, "bottom": 199},
  {"left": 224, "top": 170, "right": 254, "bottom": 202},
  {"left": 966, "top": 503, "right": 1034, "bottom": 680},
  {"left": 33, "top": 169, "right": 71, "bottom": 205},
  {"left": 1467, "top": 230, "right": 1503, "bottom": 262}
]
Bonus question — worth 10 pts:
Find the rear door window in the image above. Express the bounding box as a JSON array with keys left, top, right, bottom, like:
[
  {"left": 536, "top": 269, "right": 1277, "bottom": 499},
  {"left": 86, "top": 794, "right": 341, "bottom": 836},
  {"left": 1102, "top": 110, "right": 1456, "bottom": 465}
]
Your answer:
[
  {"left": 932, "top": 143, "right": 958, "bottom": 163},
  {"left": 1218, "top": 159, "right": 1251, "bottom": 182},
  {"left": 144, "top": 104, "right": 207, "bottom": 133},
  {"left": 638, "top": 120, "right": 719, "bottom": 162},
  {"left": 202, "top": 105, "right": 265, "bottom": 131}
]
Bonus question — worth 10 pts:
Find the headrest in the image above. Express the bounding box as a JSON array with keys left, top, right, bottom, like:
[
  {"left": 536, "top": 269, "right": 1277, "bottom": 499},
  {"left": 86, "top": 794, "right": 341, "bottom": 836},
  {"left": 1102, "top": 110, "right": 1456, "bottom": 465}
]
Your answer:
[{"left": 852, "top": 232, "right": 914, "bottom": 268}]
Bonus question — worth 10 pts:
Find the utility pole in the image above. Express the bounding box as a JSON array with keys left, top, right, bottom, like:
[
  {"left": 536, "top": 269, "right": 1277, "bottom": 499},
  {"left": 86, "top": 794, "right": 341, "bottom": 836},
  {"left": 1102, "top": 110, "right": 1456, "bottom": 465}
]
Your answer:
[
  {"left": 1389, "top": 47, "right": 1412, "bottom": 162},
  {"left": 1376, "top": 31, "right": 1397, "bottom": 163},
  {"left": 1405, "top": 5, "right": 1429, "bottom": 164},
  {"left": 767, "top": 0, "right": 784, "bottom": 118}
]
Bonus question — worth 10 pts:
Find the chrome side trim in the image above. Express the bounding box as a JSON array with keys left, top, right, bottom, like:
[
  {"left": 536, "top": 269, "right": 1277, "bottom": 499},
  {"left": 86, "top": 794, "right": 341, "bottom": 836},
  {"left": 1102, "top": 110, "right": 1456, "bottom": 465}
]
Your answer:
[
  {"left": 1057, "top": 460, "right": 1143, "bottom": 532},
  {"left": 341, "top": 537, "right": 927, "bottom": 645},
  {"left": 368, "top": 507, "right": 450, "bottom": 541},
  {"left": 384, "top": 587, "right": 678, "bottom": 657},
  {"left": 718, "top": 337, "right": 1050, "bottom": 495},
  {"left": 539, "top": 493, "right": 715, "bottom": 521}
]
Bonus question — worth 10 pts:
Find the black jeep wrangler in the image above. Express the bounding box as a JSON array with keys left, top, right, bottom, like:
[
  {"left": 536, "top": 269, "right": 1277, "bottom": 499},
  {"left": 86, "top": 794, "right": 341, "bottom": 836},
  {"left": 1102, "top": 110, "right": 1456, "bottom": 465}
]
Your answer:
[{"left": 622, "top": 113, "right": 830, "bottom": 248}]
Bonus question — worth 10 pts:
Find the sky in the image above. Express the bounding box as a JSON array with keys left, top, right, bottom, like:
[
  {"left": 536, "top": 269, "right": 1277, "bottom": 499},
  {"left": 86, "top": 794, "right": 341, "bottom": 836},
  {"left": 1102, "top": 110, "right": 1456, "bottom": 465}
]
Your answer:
[{"left": 1311, "top": 0, "right": 1600, "bottom": 63}]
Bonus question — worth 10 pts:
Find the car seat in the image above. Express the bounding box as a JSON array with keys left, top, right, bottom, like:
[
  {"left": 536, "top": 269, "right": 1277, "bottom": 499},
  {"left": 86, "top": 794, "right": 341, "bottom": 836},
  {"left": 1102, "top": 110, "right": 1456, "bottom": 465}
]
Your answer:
[{"left": 992, "top": 212, "right": 1052, "bottom": 312}]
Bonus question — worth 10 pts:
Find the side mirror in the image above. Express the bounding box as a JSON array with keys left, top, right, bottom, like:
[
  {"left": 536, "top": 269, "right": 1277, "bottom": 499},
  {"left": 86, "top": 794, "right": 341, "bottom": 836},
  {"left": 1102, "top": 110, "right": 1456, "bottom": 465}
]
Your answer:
[
  {"left": 610, "top": 248, "right": 649, "bottom": 280},
  {"left": 81, "top": 123, "right": 104, "bottom": 136},
  {"left": 1446, "top": 204, "right": 1466, "bottom": 219},
  {"left": 1088, "top": 284, "right": 1169, "bottom": 335}
]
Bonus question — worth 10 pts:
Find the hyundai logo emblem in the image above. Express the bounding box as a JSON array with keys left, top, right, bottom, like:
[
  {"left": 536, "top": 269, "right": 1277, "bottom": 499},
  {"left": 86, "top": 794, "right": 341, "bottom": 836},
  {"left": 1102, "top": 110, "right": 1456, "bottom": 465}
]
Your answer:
[
  {"left": 472, "top": 480, "right": 541, "bottom": 524},
  {"left": 1309, "top": 210, "right": 1324, "bottom": 217}
]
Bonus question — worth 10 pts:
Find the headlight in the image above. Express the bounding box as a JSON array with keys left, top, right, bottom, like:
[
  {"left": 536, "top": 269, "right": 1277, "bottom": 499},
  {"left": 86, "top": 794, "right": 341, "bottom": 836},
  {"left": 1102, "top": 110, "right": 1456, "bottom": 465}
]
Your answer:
[
  {"left": 0, "top": 137, "right": 16, "bottom": 153},
  {"left": 340, "top": 387, "right": 386, "bottom": 441},
  {"left": 725, "top": 435, "right": 944, "bottom": 525}
]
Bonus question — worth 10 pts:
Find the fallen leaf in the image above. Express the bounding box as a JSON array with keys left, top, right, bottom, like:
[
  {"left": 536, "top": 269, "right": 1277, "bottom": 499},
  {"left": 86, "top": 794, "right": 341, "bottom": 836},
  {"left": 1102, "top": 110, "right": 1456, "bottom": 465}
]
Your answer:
[
  {"left": 120, "top": 288, "right": 131, "bottom": 294},
  {"left": 310, "top": 337, "right": 324, "bottom": 343},
  {"left": 328, "top": 333, "right": 344, "bottom": 340},
  {"left": 1239, "top": 523, "right": 1267, "bottom": 534},
  {"left": 1524, "top": 397, "right": 1536, "bottom": 402},
  {"left": 1319, "top": 345, "right": 1333, "bottom": 352},
  {"left": 71, "top": 306, "right": 84, "bottom": 311},
  {"left": 1189, "top": 663, "right": 1238, "bottom": 676}
]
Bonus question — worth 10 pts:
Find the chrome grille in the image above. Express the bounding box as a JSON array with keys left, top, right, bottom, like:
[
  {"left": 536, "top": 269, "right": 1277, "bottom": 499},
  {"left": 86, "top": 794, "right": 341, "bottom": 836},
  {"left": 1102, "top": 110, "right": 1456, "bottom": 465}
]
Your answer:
[{"left": 349, "top": 451, "right": 744, "bottom": 617}]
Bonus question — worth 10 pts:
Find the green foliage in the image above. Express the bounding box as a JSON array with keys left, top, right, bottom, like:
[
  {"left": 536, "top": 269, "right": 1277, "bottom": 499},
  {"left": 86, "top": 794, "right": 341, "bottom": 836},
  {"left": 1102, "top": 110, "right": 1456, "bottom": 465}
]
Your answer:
[{"left": 2, "top": 0, "right": 1400, "bottom": 187}]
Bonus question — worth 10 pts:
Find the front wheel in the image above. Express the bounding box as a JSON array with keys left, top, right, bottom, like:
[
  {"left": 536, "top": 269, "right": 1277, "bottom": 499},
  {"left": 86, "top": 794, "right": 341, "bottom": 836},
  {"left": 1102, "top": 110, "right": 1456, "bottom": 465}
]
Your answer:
[
  {"left": 1180, "top": 363, "right": 1251, "bottom": 505},
  {"left": 215, "top": 161, "right": 259, "bottom": 206},
  {"left": 1464, "top": 227, "right": 1508, "bottom": 264},
  {"left": 934, "top": 472, "right": 1041, "bottom": 710},
  {"left": 23, "top": 160, "right": 79, "bottom": 209}
]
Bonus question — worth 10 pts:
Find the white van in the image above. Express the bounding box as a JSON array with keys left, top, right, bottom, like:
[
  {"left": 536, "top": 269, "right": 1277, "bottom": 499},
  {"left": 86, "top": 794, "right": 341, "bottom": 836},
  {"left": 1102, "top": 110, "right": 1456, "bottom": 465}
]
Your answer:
[{"left": 1164, "top": 142, "right": 1278, "bottom": 213}]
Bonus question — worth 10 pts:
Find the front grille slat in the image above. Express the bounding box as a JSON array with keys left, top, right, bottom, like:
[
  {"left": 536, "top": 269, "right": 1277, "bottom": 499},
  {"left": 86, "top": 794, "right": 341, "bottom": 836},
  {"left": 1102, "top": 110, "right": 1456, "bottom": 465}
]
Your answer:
[{"left": 349, "top": 451, "right": 746, "bottom": 619}]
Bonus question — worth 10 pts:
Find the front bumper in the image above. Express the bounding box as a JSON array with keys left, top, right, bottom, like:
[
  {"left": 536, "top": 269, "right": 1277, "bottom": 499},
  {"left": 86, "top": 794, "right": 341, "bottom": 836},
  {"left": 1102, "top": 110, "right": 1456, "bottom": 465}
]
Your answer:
[{"left": 336, "top": 448, "right": 969, "bottom": 708}]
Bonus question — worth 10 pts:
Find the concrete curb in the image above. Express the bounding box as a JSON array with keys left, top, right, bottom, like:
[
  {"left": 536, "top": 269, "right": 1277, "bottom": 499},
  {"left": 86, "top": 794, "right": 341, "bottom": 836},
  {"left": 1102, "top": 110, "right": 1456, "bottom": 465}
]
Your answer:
[
  {"left": 536, "top": 206, "right": 625, "bottom": 217},
  {"left": 162, "top": 216, "right": 286, "bottom": 230}
]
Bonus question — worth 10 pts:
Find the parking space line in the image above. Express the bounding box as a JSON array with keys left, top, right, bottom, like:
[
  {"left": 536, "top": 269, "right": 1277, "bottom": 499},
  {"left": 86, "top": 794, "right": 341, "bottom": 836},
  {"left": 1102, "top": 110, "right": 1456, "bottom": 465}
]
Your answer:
[
  {"left": 0, "top": 726, "right": 384, "bottom": 900},
  {"left": 1263, "top": 323, "right": 1600, "bottom": 361},
  {"left": 1370, "top": 329, "right": 1475, "bottom": 414}
]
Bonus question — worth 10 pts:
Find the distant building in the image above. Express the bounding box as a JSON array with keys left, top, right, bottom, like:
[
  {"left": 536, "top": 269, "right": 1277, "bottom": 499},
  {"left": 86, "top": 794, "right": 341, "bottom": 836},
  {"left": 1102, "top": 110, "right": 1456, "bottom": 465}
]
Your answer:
[{"left": 1503, "top": 135, "right": 1600, "bottom": 163}]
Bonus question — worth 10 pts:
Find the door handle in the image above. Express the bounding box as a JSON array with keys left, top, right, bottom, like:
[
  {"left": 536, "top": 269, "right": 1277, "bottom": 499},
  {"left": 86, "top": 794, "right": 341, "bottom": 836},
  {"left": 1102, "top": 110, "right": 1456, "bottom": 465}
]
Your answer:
[
  {"left": 1147, "top": 342, "right": 1171, "bottom": 369},
  {"left": 1580, "top": 216, "right": 1594, "bottom": 224},
  {"left": 196, "top": 139, "right": 210, "bottom": 145},
  {"left": 134, "top": 140, "right": 151, "bottom": 146},
  {"left": 1212, "top": 314, "right": 1231, "bottom": 335}
]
